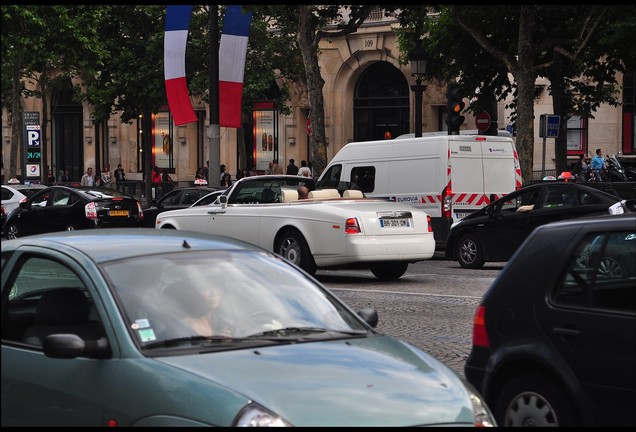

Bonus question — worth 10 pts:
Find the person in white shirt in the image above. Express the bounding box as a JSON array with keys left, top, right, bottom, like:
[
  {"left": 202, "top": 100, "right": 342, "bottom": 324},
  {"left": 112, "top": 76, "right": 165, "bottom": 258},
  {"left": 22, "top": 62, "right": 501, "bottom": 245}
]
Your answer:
[
  {"left": 80, "top": 167, "right": 95, "bottom": 186},
  {"left": 298, "top": 160, "right": 311, "bottom": 178}
]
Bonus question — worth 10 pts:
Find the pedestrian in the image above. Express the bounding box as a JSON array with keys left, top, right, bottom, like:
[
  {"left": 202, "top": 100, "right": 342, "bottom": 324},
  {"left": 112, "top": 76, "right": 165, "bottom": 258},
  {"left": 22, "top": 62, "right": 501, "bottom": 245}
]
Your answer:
[
  {"left": 101, "top": 165, "right": 112, "bottom": 188},
  {"left": 221, "top": 173, "right": 232, "bottom": 187},
  {"left": 286, "top": 159, "right": 299, "bottom": 175},
  {"left": 298, "top": 160, "right": 311, "bottom": 178},
  {"left": 94, "top": 173, "right": 103, "bottom": 186},
  {"left": 58, "top": 169, "right": 64, "bottom": 184},
  {"left": 151, "top": 166, "right": 162, "bottom": 199},
  {"left": 236, "top": 168, "right": 249, "bottom": 180},
  {"left": 590, "top": 148, "right": 606, "bottom": 181},
  {"left": 219, "top": 164, "right": 227, "bottom": 183},
  {"left": 114, "top": 164, "right": 126, "bottom": 192},
  {"left": 162, "top": 169, "right": 174, "bottom": 193},
  {"left": 62, "top": 169, "right": 71, "bottom": 183},
  {"left": 46, "top": 169, "right": 56, "bottom": 185},
  {"left": 573, "top": 153, "right": 589, "bottom": 182},
  {"left": 80, "top": 167, "right": 94, "bottom": 186},
  {"left": 271, "top": 159, "right": 283, "bottom": 174}
]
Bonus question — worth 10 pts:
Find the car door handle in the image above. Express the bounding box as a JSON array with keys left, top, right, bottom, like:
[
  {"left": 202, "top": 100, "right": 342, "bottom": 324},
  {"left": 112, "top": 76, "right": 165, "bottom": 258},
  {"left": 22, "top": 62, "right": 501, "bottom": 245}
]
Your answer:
[
  {"left": 208, "top": 209, "right": 226, "bottom": 214},
  {"left": 553, "top": 327, "right": 580, "bottom": 342}
]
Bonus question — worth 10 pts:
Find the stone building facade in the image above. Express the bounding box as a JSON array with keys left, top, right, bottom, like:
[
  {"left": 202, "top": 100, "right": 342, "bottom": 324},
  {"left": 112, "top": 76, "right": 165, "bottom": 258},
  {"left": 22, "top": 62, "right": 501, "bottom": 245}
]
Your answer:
[{"left": 2, "top": 14, "right": 633, "bottom": 186}]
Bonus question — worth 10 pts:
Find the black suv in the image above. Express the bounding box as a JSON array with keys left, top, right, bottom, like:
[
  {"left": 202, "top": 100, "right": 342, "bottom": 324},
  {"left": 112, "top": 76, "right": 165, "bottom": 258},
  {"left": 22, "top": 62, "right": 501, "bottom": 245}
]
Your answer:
[{"left": 465, "top": 214, "right": 636, "bottom": 427}]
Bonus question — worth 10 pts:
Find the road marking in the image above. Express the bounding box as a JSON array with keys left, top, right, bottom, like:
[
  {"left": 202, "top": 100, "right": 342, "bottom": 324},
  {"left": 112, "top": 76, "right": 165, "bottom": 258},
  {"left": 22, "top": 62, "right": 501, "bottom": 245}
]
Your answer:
[{"left": 330, "top": 287, "right": 482, "bottom": 300}]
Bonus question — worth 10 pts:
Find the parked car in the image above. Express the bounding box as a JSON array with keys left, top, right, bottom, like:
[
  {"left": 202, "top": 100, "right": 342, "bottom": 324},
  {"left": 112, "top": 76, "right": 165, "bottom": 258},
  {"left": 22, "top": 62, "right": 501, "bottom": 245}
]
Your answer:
[
  {"left": 2, "top": 183, "right": 48, "bottom": 215},
  {"left": 464, "top": 214, "right": 636, "bottom": 427},
  {"left": 445, "top": 182, "right": 622, "bottom": 268},
  {"left": 609, "top": 198, "right": 636, "bottom": 214},
  {"left": 4, "top": 185, "right": 144, "bottom": 239},
  {"left": 141, "top": 186, "right": 220, "bottom": 227},
  {"left": 191, "top": 189, "right": 226, "bottom": 207},
  {"left": 156, "top": 175, "right": 436, "bottom": 280},
  {"left": 1, "top": 229, "right": 495, "bottom": 427}
]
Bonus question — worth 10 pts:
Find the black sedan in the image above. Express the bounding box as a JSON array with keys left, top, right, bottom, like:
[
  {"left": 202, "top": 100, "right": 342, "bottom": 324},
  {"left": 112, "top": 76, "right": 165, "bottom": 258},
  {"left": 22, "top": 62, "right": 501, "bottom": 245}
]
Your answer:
[
  {"left": 464, "top": 214, "right": 636, "bottom": 426},
  {"left": 141, "top": 186, "right": 220, "bottom": 227},
  {"left": 445, "top": 182, "right": 622, "bottom": 268},
  {"left": 4, "top": 185, "right": 144, "bottom": 239}
]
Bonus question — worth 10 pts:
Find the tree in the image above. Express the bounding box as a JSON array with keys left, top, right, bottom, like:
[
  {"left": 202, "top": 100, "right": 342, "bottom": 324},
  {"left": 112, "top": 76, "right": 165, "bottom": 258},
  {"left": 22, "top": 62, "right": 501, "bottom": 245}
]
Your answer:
[
  {"left": 1, "top": 5, "right": 102, "bottom": 182},
  {"left": 405, "top": 5, "right": 628, "bottom": 183}
]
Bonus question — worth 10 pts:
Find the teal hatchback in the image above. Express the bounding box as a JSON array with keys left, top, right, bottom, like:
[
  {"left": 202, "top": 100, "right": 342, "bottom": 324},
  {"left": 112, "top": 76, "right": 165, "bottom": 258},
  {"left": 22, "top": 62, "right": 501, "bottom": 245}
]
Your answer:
[{"left": 1, "top": 229, "right": 494, "bottom": 427}]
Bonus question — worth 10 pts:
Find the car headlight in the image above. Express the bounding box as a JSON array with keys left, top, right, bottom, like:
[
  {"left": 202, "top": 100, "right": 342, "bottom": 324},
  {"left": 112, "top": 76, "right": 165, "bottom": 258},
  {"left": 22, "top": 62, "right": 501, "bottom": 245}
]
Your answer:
[
  {"left": 233, "top": 402, "right": 292, "bottom": 427},
  {"left": 463, "top": 380, "right": 496, "bottom": 427}
]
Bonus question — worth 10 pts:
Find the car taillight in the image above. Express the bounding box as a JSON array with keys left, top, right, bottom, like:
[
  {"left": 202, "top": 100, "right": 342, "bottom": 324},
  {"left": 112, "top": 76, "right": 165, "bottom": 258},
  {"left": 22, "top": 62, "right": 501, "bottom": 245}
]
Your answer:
[
  {"left": 344, "top": 218, "right": 361, "bottom": 234},
  {"left": 137, "top": 202, "right": 144, "bottom": 220},
  {"left": 472, "top": 305, "right": 490, "bottom": 348},
  {"left": 85, "top": 202, "right": 98, "bottom": 220},
  {"left": 442, "top": 185, "right": 453, "bottom": 219},
  {"left": 427, "top": 215, "right": 433, "bottom": 232}
]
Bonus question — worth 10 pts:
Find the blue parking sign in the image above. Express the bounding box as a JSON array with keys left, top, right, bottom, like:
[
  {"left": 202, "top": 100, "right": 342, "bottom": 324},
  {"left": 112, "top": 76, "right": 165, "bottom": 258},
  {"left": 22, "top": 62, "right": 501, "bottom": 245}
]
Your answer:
[
  {"left": 546, "top": 115, "right": 560, "bottom": 138},
  {"left": 540, "top": 114, "right": 560, "bottom": 138}
]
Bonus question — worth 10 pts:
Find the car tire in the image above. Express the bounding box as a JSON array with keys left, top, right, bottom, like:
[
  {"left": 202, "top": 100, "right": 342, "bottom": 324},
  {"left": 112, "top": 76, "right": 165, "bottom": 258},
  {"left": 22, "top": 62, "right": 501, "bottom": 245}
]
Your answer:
[
  {"left": 276, "top": 230, "right": 317, "bottom": 276},
  {"left": 457, "top": 234, "right": 485, "bottom": 269},
  {"left": 495, "top": 372, "right": 579, "bottom": 427},
  {"left": 6, "top": 223, "right": 19, "bottom": 240},
  {"left": 66, "top": 225, "right": 76, "bottom": 231},
  {"left": 371, "top": 262, "right": 409, "bottom": 280}
]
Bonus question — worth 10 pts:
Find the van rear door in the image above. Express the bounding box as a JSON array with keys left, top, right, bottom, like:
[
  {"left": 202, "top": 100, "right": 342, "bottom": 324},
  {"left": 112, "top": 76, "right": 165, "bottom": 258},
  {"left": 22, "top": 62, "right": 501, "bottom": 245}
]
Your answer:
[{"left": 449, "top": 136, "right": 518, "bottom": 222}]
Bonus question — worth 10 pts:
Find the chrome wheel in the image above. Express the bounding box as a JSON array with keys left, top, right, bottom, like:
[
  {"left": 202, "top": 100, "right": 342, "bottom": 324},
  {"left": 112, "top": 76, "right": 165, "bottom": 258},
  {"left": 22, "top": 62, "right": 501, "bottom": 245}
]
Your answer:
[
  {"left": 6, "top": 224, "right": 19, "bottom": 240},
  {"left": 457, "top": 234, "right": 485, "bottom": 269},
  {"left": 276, "top": 230, "right": 316, "bottom": 275}
]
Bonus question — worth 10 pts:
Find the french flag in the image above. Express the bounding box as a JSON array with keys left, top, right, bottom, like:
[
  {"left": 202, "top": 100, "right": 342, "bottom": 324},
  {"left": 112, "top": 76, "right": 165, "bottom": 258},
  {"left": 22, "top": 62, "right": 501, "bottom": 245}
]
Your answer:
[
  {"left": 164, "top": 5, "right": 197, "bottom": 125},
  {"left": 219, "top": 5, "right": 251, "bottom": 128}
]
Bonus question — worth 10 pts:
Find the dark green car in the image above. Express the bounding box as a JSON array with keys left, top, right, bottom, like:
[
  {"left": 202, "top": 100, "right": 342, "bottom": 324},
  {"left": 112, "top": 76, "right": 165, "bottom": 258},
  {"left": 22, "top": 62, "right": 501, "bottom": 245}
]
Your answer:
[{"left": 2, "top": 229, "right": 495, "bottom": 427}]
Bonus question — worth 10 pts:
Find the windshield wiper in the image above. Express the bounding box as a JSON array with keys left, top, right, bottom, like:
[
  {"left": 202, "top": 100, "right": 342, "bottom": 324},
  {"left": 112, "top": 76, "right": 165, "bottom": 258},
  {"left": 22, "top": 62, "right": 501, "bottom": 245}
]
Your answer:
[
  {"left": 143, "top": 335, "right": 241, "bottom": 349},
  {"left": 246, "top": 327, "right": 367, "bottom": 338}
]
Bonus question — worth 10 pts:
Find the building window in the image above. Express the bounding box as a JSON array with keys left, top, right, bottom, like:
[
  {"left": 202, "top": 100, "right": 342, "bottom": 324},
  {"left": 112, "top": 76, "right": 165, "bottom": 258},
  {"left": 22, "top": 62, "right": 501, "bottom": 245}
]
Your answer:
[
  {"left": 354, "top": 62, "right": 409, "bottom": 141},
  {"left": 566, "top": 115, "right": 588, "bottom": 155}
]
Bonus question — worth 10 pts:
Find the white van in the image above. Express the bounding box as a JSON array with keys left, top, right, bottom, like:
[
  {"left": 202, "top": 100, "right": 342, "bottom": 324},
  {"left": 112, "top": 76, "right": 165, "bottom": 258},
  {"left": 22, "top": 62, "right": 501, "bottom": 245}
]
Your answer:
[{"left": 316, "top": 134, "right": 523, "bottom": 249}]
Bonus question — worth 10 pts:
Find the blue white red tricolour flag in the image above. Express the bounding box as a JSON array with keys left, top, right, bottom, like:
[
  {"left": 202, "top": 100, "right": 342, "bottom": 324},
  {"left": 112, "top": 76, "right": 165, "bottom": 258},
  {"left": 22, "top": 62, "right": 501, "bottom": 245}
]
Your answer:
[
  {"left": 218, "top": 5, "right": 252, "bottom": 128},
  {"left": 164, "top": 5, "right": 197, "bottom": 125}
]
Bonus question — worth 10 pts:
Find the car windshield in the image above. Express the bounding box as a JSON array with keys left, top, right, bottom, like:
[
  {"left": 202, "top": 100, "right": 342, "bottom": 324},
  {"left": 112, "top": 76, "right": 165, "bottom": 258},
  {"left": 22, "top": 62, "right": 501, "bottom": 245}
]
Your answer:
[{"left": 101, "top": 250, "right": 368, "bottom": 349}]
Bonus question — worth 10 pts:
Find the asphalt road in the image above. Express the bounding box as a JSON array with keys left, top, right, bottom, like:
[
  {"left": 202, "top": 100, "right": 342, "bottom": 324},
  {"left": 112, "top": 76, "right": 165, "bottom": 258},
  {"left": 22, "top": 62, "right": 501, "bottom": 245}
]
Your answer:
[{"left": 315, "top": 252, "right": 506, "bottom": 377}]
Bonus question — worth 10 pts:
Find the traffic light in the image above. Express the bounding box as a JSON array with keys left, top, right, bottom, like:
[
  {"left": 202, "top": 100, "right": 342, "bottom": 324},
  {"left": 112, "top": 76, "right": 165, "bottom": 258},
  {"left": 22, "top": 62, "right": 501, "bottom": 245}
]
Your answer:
[{"left": 446, "top": 84, "right": 465, "bottom": 135}]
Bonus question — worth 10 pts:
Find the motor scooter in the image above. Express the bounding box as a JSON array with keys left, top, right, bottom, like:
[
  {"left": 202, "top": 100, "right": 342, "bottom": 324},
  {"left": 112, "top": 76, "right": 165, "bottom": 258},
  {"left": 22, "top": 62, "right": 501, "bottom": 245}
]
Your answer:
[{"left": 605, "top": 155, "right": 628, "bottom": 182}]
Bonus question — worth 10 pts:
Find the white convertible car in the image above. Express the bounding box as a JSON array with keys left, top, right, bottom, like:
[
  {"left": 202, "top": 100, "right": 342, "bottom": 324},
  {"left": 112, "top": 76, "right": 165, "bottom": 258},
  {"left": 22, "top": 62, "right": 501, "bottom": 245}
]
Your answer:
[{"left": 156, "top": 175, "right": 435, "bottom": 280}]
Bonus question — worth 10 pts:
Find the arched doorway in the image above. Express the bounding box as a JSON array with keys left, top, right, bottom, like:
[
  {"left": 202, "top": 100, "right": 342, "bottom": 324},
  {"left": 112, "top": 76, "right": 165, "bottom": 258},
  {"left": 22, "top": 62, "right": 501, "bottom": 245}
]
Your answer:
[
  {"left": 52, "top": 79, "right": 83, "bottom": 182},
  {"left": 353, "top": 62, "right": 409, "bottom": 141}
]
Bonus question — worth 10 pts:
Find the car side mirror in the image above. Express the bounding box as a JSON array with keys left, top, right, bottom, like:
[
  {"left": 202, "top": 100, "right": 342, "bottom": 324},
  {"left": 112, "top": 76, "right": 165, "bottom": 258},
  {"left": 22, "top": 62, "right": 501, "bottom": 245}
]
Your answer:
[
  {"left": 357, "top": 308, "right": 378, "bottom": 328},
  {"left": 43, "top": 334, "right": 111, "bottom": 359},
  {"left": 219, "top": 195, "right": 228, "bottom": 208}
]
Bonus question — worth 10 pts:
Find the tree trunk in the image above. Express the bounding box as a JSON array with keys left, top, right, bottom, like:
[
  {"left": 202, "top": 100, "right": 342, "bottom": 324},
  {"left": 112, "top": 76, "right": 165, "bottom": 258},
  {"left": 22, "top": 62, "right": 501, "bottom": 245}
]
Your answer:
[
  {"left": 297, "top": 5, "right": 327, "bottom": 179},
  {"left": 10, "top": 53, "right": 23, "bottom": 180},
  {"left": 512, "top": 7, "right": 537, "bottom": 184},
  {"left": 549, "top": 53, "right": 569, "bottom": 175}
]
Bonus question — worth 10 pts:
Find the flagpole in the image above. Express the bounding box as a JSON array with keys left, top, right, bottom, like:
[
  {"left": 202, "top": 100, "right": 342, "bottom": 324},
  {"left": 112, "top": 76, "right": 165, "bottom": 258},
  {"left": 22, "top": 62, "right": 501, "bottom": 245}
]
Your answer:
[{"left": 209, "top": 4, "right": 220, "bottom": 187}]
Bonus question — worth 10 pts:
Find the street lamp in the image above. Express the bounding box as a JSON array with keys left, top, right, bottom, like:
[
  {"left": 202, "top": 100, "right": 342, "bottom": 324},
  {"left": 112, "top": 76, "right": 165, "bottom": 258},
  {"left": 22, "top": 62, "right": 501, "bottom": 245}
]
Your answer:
[{"left": 409, "top": 40, "right": 427, "bottom": 138}]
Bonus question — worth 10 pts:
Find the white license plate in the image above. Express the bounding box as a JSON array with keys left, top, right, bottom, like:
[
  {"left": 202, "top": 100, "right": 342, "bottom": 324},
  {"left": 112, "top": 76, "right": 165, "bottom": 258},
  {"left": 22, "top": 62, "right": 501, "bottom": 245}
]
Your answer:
[
  {"left": 380, "top": 218, "right": 411, "bottom": 228},
  {"left": 109, "top": 210, "right": 129, "bottom": 217}
]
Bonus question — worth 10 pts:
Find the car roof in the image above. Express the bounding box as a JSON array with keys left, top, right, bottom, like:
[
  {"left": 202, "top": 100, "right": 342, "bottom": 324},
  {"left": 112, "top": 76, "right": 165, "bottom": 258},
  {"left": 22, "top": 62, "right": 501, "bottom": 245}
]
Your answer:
[
  {"left": 533, "top": 213, "right": 635, "bottom": 232},
  {"left": 2, "top": 184, "right": 48, "bottom": 190},
  {"left": 2, "top": 228, "right": 266, "bottom": 264},
  {"left": 516, "top": 181, "right": 621, "bottom": 198}
]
